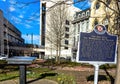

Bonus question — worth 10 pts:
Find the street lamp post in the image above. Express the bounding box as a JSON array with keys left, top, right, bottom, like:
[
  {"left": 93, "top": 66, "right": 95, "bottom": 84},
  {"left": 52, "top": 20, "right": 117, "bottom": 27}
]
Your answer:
[
  {"left": 31, "top": 33, "right": 33, "bottom": 45},
  {"left": 26, "top": 33, "right": 33, "bottom": 45}
]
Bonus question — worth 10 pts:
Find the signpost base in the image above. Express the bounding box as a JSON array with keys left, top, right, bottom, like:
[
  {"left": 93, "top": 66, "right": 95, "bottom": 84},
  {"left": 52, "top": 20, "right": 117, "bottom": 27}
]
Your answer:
[
  {"left": 89, "top": 63, "right": 103, "bottom": 84},
  {"left": 19, "top": 65, "right": 26, "bottom": 84},
  {"left": 93, "top": 64, "right": 100, "bottom": 84},
  {"left": 76, "top": 24, "right": 118, "bottom": 84}
]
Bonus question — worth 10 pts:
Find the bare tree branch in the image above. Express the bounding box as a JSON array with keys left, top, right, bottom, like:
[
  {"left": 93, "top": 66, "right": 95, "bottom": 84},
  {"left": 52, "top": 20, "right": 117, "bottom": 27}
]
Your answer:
[{"left": 98, "top": 0, "right": 119, "bottom": 14}]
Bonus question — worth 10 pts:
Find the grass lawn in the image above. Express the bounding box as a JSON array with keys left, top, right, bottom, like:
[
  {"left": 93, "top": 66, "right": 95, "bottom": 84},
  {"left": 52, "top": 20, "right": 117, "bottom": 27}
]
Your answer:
[
  {"left": 0, "top": 66, "right": 76, "bottom": 84},
  {"left": 0, "top": 60, "right": 116, "bottom": 84}
]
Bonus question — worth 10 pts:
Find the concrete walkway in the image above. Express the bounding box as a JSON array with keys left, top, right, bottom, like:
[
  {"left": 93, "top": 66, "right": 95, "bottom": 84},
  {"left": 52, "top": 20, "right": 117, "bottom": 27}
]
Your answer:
[{"left": 0, "top": 79, "right": 58, "bottom": 84}]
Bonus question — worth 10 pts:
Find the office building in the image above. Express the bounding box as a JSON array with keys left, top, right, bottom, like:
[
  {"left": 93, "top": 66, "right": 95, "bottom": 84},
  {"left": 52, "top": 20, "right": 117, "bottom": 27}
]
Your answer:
[
  {"left": 72, "top": 8, "right": 90, "bottom": 61},
  {"left": 0, "top": 10, "right": 24, "bottom": 57},
  {"left": 40, "top": 0, "right": 80, "bottom": 59}
]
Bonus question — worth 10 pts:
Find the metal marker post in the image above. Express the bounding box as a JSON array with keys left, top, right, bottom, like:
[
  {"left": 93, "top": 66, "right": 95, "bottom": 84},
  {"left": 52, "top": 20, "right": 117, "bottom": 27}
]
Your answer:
[
  {"left": 76, "top": 25, "right": 118, "bottom": 84},
  {"left": 19, "top": 65, "right": 26, "bottom": 84},
  {"left": 6, "top": 56, "right": 37, "bottom": 84},
  {"left": 93, "top": 64, "right": 100, "bottom": 84}
]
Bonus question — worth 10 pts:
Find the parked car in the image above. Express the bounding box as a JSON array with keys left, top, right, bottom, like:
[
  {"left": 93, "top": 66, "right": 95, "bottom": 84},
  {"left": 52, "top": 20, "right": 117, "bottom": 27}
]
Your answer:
[{"left": 0, "top": 54, "right": 7, "bottom": 60}]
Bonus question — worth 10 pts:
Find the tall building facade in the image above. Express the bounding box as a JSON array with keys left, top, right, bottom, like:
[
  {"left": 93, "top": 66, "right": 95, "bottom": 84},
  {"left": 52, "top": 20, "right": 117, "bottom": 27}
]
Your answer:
[
  {"left": 40, "top": 0, "right": 80, "bottom": 59},
  {"left": 40, "top": 2, "right": 46, "bottom": 46},
  {"left": 72, "top": 8, "right": 90, "bottom": 61},
  {"left": 71, "top": 0, "right": 118, "bottom": 61},
  {"left": 0, "top": 10, "right": 24, "bottom": 57}
]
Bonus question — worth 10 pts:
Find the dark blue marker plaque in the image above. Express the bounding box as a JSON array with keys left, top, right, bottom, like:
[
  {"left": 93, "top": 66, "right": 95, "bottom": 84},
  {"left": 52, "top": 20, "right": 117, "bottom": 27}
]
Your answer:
[{"left": 77, "top": 25, "right": 118, "bottom": 63}]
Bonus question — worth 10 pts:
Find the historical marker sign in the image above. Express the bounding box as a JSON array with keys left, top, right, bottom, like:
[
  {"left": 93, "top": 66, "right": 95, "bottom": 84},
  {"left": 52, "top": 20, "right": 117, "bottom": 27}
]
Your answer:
[{"left": 76, "top": 25, "right": 118, "bottom": 64}]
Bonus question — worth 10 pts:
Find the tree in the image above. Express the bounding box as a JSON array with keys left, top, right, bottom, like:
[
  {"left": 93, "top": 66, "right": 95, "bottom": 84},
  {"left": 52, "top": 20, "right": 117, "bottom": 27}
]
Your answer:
[
  {"left": 45, "top": 2, "right": 73, "bottom": 64},
  {"left": 90, "top": 0, "right": 120, "bottom": 84},
  {"left": 96, "top": 1, "right": 120, "bottom": 84},
  {"left": 113, "top": 1, "right": 120, "bottom": 84}
]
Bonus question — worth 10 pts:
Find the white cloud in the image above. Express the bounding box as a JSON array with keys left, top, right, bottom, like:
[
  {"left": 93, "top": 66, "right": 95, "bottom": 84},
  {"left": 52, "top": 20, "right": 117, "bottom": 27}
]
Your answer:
[
  {"left": 87, "top": 0, "right": 91, "bottom": 6},
  {"left": 9, "top": 0, "right": 16, "bottom": 4},
  {"left": 33, "top": 35, "right": 40, "bottom": 41},
  {"left": 25, "top": 20, "right": 32, "bottom": 24},
  {"left": 25, "top": 24, "right": 32, "bottom": 28},
  {"left": 35, "top": 18, "right": 40, "bottom": 22},
  {"left": 10, "top": 16, "right": 33, "bottom": 29},
  {"left": 22, "top": 34, "right": 40, "bottom": 45},
  {"left": 19, "top": 15, "right": 24, "bottom": 18},
  {"left": 2, "top": 0, "right": 6, "bottom": 2},
  {"left": 9, "top": 6, "right": 15, "bottom": 12},
  {"left": 11, "top": 16, "right": 21, "bottom": 24}
]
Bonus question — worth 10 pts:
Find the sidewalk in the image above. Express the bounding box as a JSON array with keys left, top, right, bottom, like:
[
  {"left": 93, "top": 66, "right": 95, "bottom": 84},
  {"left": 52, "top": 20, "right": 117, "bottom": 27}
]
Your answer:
[{"left": 0, "top": 79, "right": 58, "bottom": 84}]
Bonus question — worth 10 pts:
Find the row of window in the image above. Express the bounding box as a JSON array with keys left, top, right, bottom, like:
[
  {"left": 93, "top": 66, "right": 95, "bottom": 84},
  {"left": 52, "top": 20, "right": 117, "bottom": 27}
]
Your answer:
[
  {"left": 65, "top": 20, "right": 70, "bottom": 25},
  {"left": 64, "top": 39, "right": 69, "bottom": 49},
  {"left": 64, "top": 20, "right": 70, "bottom": 49},
  {"left": 3, "top": 24, "right": 21, "bottom": 38},
  {"left": 77, "top": 10, "right": 90, "bottom": 19},
  {"left": 4, "top": 32, "right": 23, "bottom": 44}
]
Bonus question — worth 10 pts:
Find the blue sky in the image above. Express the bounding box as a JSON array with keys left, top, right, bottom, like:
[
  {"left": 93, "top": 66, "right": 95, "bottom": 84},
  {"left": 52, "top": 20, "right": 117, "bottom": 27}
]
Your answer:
[
  {"left": 0, "top": 0, "right": 90, "bottom": 45},
  {"left": 0, "top": 0, "right": 40, "bottom": 45},
  {"left": 74, "top": 0, "right": 91, "bottom": 10}
]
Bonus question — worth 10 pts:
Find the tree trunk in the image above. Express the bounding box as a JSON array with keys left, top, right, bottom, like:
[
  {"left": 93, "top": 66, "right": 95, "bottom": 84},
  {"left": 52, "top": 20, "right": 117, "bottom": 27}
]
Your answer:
[
  {"left": 115, "top": 36, "right": 120, "bottom": 84},
  {"left": 56, "top": 49, "right": 58, "bottom": 63},
  {"left": 58, "top": 44, "right": 61, "bottom": 64}
]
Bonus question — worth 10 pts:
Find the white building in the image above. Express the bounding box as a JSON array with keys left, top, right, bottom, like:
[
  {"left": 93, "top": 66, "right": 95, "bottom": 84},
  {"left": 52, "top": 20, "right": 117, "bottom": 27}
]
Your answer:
[
  {"left": 71, "top": 0, "right": 119, "bottom": 61},
  {"left": 40, "top": 0, "right": 80, "bottom": 59},
  {"left": 72, "top": 8, "right": 91, "bottom": 61}
]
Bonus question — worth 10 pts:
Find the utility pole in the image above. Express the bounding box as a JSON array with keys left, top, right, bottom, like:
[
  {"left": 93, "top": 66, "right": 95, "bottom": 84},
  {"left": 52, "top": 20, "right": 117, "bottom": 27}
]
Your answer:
[
  {"left": 31, "top": 33, "right": 33, "bottom": 45},
  {"left": 26, "top": 33, "right": 33, "bottom": 45}
]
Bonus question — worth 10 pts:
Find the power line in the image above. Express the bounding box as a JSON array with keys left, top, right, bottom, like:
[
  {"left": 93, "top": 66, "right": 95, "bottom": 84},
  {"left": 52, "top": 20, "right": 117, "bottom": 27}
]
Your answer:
[{"left": 41, "top": 0, "right": 89, "bottom": 12}]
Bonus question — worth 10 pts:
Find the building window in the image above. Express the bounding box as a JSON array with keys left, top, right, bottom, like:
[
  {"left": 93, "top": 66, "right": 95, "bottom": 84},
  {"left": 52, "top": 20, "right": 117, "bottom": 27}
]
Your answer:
[
  {"left": 3, "top": 24, "right": 7, "bottom": 27},
  {"left": 65, "top": 33, "right": 69, "bottom": 38},
  {"left": 64, "top": 47, "right": 68, "bottom": 49},
  {"left": 82, "top": 12, "right": 85, "bottom": 17},
  {"left": 78, "top": 24, "right": 80, "bottom": 33},
  {"left": 77, "top": 36, "right": 79, "bottom": 42},
  {"left": 105, "top": 25, "right": 108, "bottom": 31},
  {"left": 94, "top": 19, "right": 98, "bottom": 26},
  {"left": 65, "top": 27, "right": 69, "bottom": 32},
  {"left": 4, "top": 32, "right": 7, "bottom": 38},
  {"left": 106, "top": 0, "right": 111, "bottom": 5},
  {"left": 65, "top": 20, "right": 70, "bottom": 25},
  {"left": 86, "top": 11, "right": 90, "bottom": 16},
  {"left": 78, "top": 14, "right": 81, "bottom": 18},
  {"left": 104, "top": 18, "right": 108, "bottom": 25},
  {"left": 86, "top": 21, "right": 89, "bottom": 32},
  {"left": 65, "top": 40, "right": 69, "bottom": 45},
  {"left": 96, "top": 2, "right": 100, "bottom": 9},
  {"left": 42, "top": 3, "right": 46, "bottom": 11}
]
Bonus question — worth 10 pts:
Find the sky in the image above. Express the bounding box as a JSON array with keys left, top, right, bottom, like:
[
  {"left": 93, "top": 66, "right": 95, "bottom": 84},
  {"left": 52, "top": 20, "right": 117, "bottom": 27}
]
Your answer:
[
  {"left": 74, "top": 0, "right": 91, "bottom": 10},
  {"left": 0, "top": 0, "right": 40, "bottom": 45},
  {"left": 0, "top": 0, "right": 90, "bottom": 45}
]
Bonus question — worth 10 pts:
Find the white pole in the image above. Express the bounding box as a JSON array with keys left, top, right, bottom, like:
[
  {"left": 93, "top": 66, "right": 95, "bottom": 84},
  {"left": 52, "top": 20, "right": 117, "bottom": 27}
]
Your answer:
[{"left": 94, "top": 64, "right": 99, "bottom": 84}]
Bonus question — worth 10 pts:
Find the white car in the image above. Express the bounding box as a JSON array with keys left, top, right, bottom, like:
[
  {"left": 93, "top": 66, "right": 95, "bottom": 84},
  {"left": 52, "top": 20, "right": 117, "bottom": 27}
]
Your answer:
[{"left": 0, "top": 54, "right": 7, "bottom": 60}]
